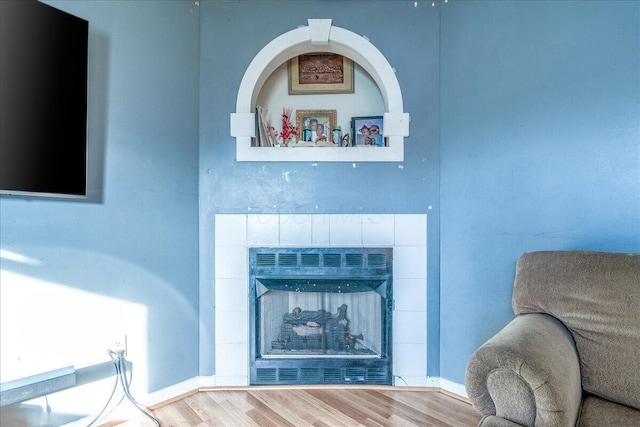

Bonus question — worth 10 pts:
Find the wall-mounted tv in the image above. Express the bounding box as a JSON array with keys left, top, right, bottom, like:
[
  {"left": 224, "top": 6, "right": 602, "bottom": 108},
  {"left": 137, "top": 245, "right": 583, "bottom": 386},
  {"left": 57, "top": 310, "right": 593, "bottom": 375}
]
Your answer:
[{"left": 1, "top": 0, "right": 88, "bottom": 198}]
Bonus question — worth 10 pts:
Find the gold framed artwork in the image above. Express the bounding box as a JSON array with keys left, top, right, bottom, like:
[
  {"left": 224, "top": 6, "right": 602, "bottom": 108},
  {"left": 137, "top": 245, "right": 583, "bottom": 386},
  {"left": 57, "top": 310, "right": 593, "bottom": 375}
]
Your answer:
[
  {"left": 296, "top": 110, "right": 337, "bottom": 143},
  {"left": 288, "top": 53, "right": 354, "bottom": 95}
]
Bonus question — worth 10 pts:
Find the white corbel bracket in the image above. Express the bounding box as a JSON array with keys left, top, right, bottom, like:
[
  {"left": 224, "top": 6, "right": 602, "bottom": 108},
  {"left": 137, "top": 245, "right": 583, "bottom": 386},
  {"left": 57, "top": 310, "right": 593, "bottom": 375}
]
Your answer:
[
  {"left": 383, "top": 112, "right": 410, "bottom": 137},
  {"left": 308, "top": 19, "right": 332, "bottom": 45},
  {"left": 230, "top": 113, "right": 255, "bottom": 137}
]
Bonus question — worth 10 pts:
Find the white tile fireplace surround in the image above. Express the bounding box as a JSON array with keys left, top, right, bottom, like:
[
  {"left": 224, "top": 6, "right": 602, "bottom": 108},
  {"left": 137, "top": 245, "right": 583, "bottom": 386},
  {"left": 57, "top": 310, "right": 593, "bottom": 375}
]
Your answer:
[{"left": 214, "top": 214, "right": 427, "bottom": 387}]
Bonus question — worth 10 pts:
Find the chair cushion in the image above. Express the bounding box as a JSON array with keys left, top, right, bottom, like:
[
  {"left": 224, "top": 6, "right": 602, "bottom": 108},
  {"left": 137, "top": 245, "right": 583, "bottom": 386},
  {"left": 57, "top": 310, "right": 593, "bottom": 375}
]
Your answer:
[
  {"left": 512, "top": 251, "right": 640, "bottom": 410},
  {"left": 578, "top": 396, "right": 640, "bottom": 427}
]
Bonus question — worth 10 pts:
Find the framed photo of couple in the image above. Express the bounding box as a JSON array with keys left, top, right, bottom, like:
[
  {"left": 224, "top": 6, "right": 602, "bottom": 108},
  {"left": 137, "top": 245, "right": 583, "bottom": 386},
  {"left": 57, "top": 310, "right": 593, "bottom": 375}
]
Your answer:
[
  {"left": 296, "top": 110, "right": 337, "bottom": 143},
  {"left": 351, "top": 116, "right": 384, "bottom": 147}
]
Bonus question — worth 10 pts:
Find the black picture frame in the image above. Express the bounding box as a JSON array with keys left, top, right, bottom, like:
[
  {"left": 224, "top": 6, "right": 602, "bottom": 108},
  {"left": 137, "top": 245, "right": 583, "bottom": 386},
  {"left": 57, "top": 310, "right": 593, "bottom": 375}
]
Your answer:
[{"left": 351, "top": 116, "right": 384, "bottom": 147}]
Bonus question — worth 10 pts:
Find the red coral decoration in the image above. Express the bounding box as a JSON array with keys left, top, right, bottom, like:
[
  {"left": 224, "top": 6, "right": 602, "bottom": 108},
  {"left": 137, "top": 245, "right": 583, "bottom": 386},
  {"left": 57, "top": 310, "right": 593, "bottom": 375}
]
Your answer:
[{"left": 276, "top": 107, "right": 297, "bottom": 146}]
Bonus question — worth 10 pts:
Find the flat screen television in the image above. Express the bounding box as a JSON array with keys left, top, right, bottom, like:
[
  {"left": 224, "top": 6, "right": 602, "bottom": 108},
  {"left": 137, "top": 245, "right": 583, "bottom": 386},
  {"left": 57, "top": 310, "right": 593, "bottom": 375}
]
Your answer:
[{"left": 1, "top": 0, "right": 88, "bottom": 198}]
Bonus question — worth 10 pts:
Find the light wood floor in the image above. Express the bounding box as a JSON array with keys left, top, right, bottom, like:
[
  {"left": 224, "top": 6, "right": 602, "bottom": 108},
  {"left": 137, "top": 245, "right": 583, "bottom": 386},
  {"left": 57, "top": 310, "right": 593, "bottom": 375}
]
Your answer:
[{"left": 116, "top": 387, "right": 483, "bottom": 427}]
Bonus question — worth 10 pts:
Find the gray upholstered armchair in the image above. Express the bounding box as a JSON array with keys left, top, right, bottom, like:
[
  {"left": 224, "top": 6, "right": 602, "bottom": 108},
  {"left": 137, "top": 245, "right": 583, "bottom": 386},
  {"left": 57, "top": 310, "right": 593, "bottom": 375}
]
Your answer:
[{"left": 465, "top": 251, "right": 640, "bottom": 427}]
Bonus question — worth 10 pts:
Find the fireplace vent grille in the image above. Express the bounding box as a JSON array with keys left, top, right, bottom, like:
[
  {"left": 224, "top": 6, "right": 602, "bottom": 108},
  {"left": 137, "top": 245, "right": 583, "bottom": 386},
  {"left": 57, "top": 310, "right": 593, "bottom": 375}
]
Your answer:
[
  {"left": 366, "top": 368, "right": 388, "bottom": 383},
  {"left": 279, "top": 253, "right": 297, "bottom": 267},
  {"left": 368, "top": 253, "right": 387, "bottom": 267},
  {"left": 279, "top": 368, "right": 298, "bottom": 382},
  {"left": 254, "top": 367, "right": 389, "bottom": 385},
  {"left": 256, "top": 368, "right": 276, "bottom": 382},
  {"left": 323, "top": 253, "right": 341, "bottom": 267},
  {"left": 300, "top": 368, "right": 322, "bottom": 383},
  {"left": 301, "top": 253, "right": 320, "bottom": 267},
  {"left": 254, "top": 250, "right": 388, "bottom": 270},
  {"left": 345, "top": 253, "right": 364, "bottom": 267},
  {"left": 256, "top": 253, "right": 276, "bottom": 267}
]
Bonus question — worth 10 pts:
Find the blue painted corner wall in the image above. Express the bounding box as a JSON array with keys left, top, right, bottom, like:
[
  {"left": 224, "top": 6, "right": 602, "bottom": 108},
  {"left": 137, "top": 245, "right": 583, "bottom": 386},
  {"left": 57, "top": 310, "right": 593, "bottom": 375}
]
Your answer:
[
  {"left": 440, "top": 0, "right": 640, "bottom": 383},
  {"left": 0, "top": 0, "right": 638, "bottom": 398},
  {"left": 0, "top": 1, "right": 200, "bottom": 393}
]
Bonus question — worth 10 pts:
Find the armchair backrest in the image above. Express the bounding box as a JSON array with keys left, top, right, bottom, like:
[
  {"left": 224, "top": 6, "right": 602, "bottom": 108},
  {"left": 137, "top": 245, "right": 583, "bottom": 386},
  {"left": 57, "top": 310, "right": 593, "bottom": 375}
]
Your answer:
[{"left": 512, "top": 251, "right": 640, "bottom": 411}]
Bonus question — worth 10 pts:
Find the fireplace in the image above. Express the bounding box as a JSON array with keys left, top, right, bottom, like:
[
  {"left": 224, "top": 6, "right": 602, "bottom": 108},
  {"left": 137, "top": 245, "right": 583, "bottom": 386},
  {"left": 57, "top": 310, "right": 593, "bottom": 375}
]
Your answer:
[
  {"left": 249, "top": 247, "right": 393, "bottom": 385},
  {"left": 213, "top": 214, "right": 427, "bottom": 388}
]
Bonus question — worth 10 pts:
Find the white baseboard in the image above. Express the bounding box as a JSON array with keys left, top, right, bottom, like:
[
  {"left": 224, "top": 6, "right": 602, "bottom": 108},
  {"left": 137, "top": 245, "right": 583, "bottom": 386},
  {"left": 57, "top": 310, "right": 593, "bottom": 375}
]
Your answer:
[
  {"left": 426, "top": 376, "right": 440, "bottom": 388},
  {"left": 427, "top": 377, "right": 468, "bottom": 399},
  {"left": 142, "top": 377, "right": 201, "bottom": 407},
  {"left": 198, "top": 375, "right": 217, "bottom": 388}
]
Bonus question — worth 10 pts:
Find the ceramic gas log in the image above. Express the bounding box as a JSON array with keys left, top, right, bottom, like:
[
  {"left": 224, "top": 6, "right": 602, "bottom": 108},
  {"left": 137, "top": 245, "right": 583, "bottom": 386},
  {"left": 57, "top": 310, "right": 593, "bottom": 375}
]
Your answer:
[{"left": 272, "top": 305, "right": 364, "bottom": 353}]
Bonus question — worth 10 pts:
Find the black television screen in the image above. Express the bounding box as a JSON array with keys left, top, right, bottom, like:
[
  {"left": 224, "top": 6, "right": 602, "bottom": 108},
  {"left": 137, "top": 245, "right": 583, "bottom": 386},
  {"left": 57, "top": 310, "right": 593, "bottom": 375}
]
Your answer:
[{"left": 1, "top": 0, "right": 88, "bottom": 198}]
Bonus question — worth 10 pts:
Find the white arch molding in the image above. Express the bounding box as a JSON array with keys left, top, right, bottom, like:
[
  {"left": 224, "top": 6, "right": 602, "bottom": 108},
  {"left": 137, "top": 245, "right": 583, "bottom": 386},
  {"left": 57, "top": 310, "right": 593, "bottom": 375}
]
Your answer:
[{"left": 230, "top": 19, "right": 410, "bottom": 162}]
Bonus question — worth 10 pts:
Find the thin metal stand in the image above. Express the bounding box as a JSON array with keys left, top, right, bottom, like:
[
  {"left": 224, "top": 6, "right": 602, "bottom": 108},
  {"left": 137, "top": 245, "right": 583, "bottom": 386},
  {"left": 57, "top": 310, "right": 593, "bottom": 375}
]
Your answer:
[{"left": 87, "top": 350, "right": 160, "bottom": 427}]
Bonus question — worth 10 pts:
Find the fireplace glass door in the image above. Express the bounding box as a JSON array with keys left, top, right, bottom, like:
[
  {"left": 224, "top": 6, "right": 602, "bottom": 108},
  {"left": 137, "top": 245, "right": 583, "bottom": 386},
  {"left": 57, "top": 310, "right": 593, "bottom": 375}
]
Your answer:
[{"left": 257, "top": 279, "right": 385, "bottom": 358}]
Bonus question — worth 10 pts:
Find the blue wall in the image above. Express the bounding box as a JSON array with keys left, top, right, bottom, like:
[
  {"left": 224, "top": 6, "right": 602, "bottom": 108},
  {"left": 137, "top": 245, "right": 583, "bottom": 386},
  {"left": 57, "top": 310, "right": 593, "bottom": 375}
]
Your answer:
[
  {"left": 0, "top": 0, "right": 638, "bottom": 400},
  {"left": 0, "top": 1, "right": 200, "bottom": 392},
  {"left": 440, "top": 0, "right": 640, "bottom": 383}
]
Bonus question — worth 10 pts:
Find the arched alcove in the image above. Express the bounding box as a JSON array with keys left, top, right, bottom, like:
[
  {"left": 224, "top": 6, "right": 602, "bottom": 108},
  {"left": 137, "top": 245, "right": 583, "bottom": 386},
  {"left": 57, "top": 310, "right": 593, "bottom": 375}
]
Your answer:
[{"left": 230, "top": 19, "right": 409, "bottom": 162}]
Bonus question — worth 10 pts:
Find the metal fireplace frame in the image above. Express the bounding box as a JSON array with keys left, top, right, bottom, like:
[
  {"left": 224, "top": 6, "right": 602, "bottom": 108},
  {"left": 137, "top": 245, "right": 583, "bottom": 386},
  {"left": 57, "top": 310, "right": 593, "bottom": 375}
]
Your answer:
[{"left": 249, "top": 247, "right": 393, "bottom": 386}]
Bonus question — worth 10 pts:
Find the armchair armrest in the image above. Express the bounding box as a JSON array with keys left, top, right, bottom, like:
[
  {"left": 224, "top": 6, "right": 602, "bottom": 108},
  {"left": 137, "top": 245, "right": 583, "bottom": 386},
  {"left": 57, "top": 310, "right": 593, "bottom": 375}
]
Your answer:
[{"left": 465, "top": 313, "right": 582, "bottom": 427}]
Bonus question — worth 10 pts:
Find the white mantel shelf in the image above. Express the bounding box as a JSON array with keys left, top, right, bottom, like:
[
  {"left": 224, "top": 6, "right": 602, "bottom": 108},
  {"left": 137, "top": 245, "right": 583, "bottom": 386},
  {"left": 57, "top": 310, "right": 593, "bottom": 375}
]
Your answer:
[
  {"left": 234, "top": 142, "right": 404, "bottom": 163},
  {"left": 231, "top": 19, "right": 410, "bottom": 163}
]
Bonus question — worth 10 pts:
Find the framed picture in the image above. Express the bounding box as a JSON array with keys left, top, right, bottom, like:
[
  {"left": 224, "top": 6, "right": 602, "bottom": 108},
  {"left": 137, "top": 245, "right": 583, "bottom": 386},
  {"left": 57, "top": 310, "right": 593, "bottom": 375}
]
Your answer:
[
  {"left": 296, "top": 110, "right": 337, "bottom": 144},
  {"left": 352, "top": 116, "right": 384, "bottom": 147},
  {"left": 289, "top": 53, "right": 354, "bottom": 95}
]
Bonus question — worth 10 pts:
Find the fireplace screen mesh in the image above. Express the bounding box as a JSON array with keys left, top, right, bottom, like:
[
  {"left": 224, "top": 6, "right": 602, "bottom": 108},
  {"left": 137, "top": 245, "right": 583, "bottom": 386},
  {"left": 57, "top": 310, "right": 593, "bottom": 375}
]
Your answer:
[{"left": 258, "top": 287, "right": 383, "bottom": 357}]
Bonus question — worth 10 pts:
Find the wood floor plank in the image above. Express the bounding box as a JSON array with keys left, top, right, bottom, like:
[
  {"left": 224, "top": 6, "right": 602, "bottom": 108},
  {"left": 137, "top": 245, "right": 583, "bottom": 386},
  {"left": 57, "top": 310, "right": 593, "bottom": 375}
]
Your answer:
[
  {"left": 386, "top": 413, "right": 429, "bottom": 427},
  {"left": 389, "top": 391, "right": 480, "bottom": 427},
  {"left": 215, "top": 396, "right": 260, "bottom": 427},
  {"left": 115, "top": 388, "right": 483, "bottom": 427},
  {"left": 353, "top": 390, "right": 434, "bottom": 427},
  {"left": 360, "top": 389, "right": 453, "bottom": 427},
  {"left": 244, "top": 392, "right": 297, "bottom": 427},
  {"left": 292, "top": 389, "right": 364, "bottom": 426},
  {"left": 247, "top": 390, "right": 325, "bottom": 426},
  {"left": 327, "top": 390, "right": 395, "bottom": 424},
  {"left": 173, "top": 400, "right": 205, "bottom": 425},
  {"left": 307, "top": 389, "right": 382, "bottom": 425},
  {"left": 381, "top": 391, "right": 456, "bottom": 424},
  {"left": 185, "top": 392, "right": 233, "bottom": 426},
  {"left": 194, "top": 391, "right": 257, "bottom": 427}
]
